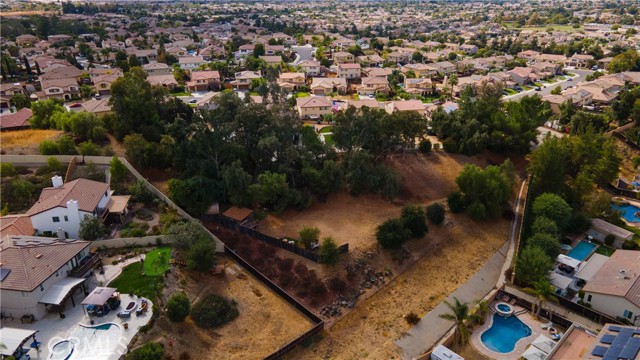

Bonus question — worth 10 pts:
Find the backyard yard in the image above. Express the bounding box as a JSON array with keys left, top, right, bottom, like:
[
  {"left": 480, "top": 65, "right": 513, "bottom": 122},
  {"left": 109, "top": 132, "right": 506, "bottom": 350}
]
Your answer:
[
  {"left": 143, "top": 247, "right": 171, "bottom": 275},
  {"left": 108, "top": 248, "right": 170, "bottom": 299},
  {"left": 1, "top": 129, "right": 62, "bottom": 155}
]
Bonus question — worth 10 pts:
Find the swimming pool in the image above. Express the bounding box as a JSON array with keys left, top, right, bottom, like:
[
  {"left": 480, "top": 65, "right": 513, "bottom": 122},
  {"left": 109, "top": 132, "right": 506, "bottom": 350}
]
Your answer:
[
  {"left": 567, "top": 240, "right": 597, "bottom": 261},
  {"left": 480, "top": 314, "right": 532, "bottom": 353},
  {"left": 58, "top": 323, "right": 123, "bottom": 360},
  {"left": 50, "top": 340, "right": 75, "bottom": 360},
  {"left": 612, "top": 203, "right": 640, "bottom": 223}
]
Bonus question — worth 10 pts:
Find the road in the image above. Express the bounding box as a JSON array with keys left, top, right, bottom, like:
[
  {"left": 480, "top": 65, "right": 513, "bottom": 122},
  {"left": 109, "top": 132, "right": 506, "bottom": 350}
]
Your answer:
[
  {"left": 291, "top": 45, "right": 315, "bottom": 65},
  {"left": 505, "top": 68, "right": 595, "bottom": 102}
]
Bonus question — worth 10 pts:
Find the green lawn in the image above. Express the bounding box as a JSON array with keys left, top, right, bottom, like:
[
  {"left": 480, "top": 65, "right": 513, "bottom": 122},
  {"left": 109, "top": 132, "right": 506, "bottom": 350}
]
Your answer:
[
  {"left": 517, "top": 25, "right": 583, "bottom": 32},
  {"left": 323, "top": 134, "right": 334, "bottom": 145},
  {"left": 143, "top": 247, "right": 171, "bottom": 276},
  {"left": 352, "top": 94, "right": 360, "bottom": 100},
  {"left": 109, "top": 262, "right": 163, "bottom": 299},
  {"left": 533, "top": 82, "right": 543, "bottom": 87},
  {"left": 595, "top": 245, "right": 615, "bottom": 257},
  {"left": 567, "top": 72, "right": 576, "bottom": 77},
  {"left": 523, "top": 85, "right": 534, "bottom": 91},
  {"left": 319, "top": 126, "right": 333, "bottom": 133},
  {"left": 171, "top": 92, "right": 192, "bottom": 97},
  {"left": 504, "top": 88, "right": 518, "bottom": 95},
  {"left": 296, "top": 92, "right": 310, "bottom": 98}
]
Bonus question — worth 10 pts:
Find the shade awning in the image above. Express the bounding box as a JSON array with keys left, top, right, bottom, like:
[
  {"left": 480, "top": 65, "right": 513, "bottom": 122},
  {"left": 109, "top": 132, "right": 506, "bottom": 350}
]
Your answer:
[
  {"left": 521, "top": 345, "right": 547, "bottom": 360},
  {"left": 38, "top": 277, "right": 86, "bottom": 305},
  {"left": 531, "top": 334, "right": 556, "bottom": 354},
  {"left": 0, "top": 328, "right": 38, "bottom": 356},
  {"left": 574, "top": 253, "right": 608, "bottom": 281},
  {"left": 106, "top": 195, "right": 131, "bottom": 214},
  {"left": 557, "top": 254, "right": 581, "bottom": 268},
  {"left": 82, "top": 287, "right": 117, "bottom": 306},
  {"left": 550, "top": 272, "right": 573, "bottom": 290}
]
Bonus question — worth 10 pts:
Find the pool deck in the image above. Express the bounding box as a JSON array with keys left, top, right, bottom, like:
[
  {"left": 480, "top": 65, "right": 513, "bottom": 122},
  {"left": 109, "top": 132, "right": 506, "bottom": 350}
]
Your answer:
[
  {"left": 2, "top": 260, "right": 152, "bottom": 360},
  {"left": 470, "top": 303, "right": 546, "bottom": 360}
]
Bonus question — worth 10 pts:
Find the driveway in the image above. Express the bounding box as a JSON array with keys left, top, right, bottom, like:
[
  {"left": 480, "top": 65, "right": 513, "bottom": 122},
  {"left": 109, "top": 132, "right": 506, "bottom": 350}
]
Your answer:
[
  {"left": 292, "top": 45, "right": 315, "bottom": 64},
  {"left": 504, "top": 68, "right": 595, "bottom": 102}
]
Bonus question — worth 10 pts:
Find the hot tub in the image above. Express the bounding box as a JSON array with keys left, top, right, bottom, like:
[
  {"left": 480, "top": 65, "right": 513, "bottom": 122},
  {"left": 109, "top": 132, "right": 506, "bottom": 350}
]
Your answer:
[{"left": 495, "top": 302, "right": 514, "bottom": 317}]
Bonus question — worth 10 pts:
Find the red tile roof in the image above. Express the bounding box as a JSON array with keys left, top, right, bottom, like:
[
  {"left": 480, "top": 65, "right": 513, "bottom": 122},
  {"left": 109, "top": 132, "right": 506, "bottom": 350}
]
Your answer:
[
  {"left": 0, "top": 215, "right": 35, "bottom": 237},
  {"left": 26, "top": 178, "right": 109, "bottom": 216},
  {"left": 0, "top": 108, "right": 32, "bottom": 130}
]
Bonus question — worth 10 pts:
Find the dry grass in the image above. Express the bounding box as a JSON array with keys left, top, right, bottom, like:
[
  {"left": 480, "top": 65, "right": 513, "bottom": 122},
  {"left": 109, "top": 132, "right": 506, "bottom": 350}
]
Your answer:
[{"left": 1, "top": 129, "right": 62, "bottom": 154}]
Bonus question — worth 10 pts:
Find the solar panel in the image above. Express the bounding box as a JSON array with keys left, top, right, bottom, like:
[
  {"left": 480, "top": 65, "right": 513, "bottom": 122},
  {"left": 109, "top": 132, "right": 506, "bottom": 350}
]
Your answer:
[
  {"left": 0, "top": 268, "right": 10, "bottom": 282},
  {"left": 619, "top": 338, "right": 640, "bottom": 360},
  {"left": 591, "top": 346, "right": 608, "bottom": 357},
  {"left": 601, "top": 335, "right": 616, "bottom": 344},
  {"left": 608, "top": 326, "right": 622, "bottom": 332}
]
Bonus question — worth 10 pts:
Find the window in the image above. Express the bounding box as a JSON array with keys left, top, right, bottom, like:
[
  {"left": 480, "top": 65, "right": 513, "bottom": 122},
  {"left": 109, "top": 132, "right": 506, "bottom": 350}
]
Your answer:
[
  {"left": 40, "top": 284, "right": 44, "bottom": 291},
  {"left": 64, "top": 216, "right": 68, "bottom": 222},
  {"left": 52, "top": 216, "right": 60, "bottom": 223},
  {"left": 624, "top": 310, "right": 634, "bottom": 319},
  {"left": 587, "top": 294, "right": 592, "bottom": 302}
]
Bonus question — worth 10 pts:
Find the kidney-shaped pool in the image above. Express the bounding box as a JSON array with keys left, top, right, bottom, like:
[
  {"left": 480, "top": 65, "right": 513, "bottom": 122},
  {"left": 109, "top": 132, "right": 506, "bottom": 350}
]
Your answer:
[{"left": 480, "top": 314, "right": 532, "bottom": 353}]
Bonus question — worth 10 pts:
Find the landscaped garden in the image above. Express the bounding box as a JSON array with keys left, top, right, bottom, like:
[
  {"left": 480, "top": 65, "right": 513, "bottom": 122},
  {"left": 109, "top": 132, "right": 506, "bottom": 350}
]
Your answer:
[
  {"left": 143, "top": 247, "right": 171, "bottom": 275},
  {"left": 109, "top": 261, "right": 164, "bottom": 300}
]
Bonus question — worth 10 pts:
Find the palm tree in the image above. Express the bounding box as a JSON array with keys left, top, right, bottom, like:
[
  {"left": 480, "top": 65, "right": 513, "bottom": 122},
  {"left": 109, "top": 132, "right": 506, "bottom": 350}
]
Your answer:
[
  {"left": 439, "top": 296, "right": 471, "bottom": 349},
  {"left": 523, "top": 280, "right": 559, "bottom": 320}
]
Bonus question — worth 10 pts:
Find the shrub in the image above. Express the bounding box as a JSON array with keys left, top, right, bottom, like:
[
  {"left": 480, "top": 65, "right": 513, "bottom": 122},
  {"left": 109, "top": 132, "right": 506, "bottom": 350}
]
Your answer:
[
  {"left": 39, "top": 140, "right": 59, "bottom": 155},
  {"left": 190, "top": 294, "right": 239, "bottom": 328},
  {"left": 401, "top": 205, "right": 428, "bottom": 238},
  {"left": 426, "top": 203, "right": 445, "bottom": 225},
  {"left": 187, "top": 239, "right": 217, "bottom": 272},
  {"left": 166, "top": 292, "right": 190, "bottom": 322},
  {"left": 604, "top": 234, "right": 615, "bottom": 247},
  {"left": 126, "top": 342, "right": 164, "bottom": 360},
  {"left": 299, "top": 226, "right": 320, "bottom": 249},
  {"left": 405, "top": 312, "right": 420, "bottom": 325},
  {"left": 447, "top": 191, "right": 466, "bottom": 213},
  {"left": 532, "top": 193, "right": 572, "bottom": 231},
  {"left": 527, "top": 233, "right": 561, "bottom": 260},
  {"left": 79, "top": 216, "right": 107, "bottom": 241},
  {"left": 376, "top": 218, "right": 411, "bottom": 249},
  {"left": 418, "top": 139, "right": 432, "bottom": 153},
  {"left": 622, "top": 240, "right": 639, "bottom": 250},
  {"left": 0, "top": 163, "right": 16, "bottom": 177},
  {"left": 328, "top": 277, "right": 347, "bottom": 294},
  {"left": 319, "top": 237, "right": 340, "bottom": 265},
  {"left": 467, "top": 201, "right": 487, "bottom": 220},
  {"left": 532, "top": 216, "right": 559, "bottom": 237}
]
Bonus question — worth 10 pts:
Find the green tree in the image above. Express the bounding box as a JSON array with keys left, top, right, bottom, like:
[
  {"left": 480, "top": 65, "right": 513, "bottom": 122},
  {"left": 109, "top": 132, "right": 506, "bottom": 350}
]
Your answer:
[
  {"left": 551, "top": 85, "right": 562, "bottom": 95},
  {"left": 30, "top": 99, "right": 65, "bottom": 128},
  {"left": 166, "top": 292, "right": 190, "bottom": 322},
  {"left": 80, "top": 84, "right": 94, "bottom": 99},
  {"left": 527, "top": 233, "right": 561, "bottom": 260},
  {"left": 438, "top": 297, "right": 471, "bottom": 350},
  {"left": 532, "top": 193, "right": 572, "bottom": 232},
  {"left": 531, "top": 216, "right": 559, "bottom": 237},
  {"left": 412, "top": 51, "right": 424, "bottom": 63},
  {"left": 515, "top": 246, "right": 553, "bottom": 285},
  {"left": 56, "top": 135, "right": 77, "bottom": 155},
  {"left": 522, "top": 281, "right": 559, "bottom": 319},
  {"left": 455, "top": 160, "right": 514, "bottom": 219},
  {"left": 400, "top": 205, "right": 428, "bottom": 238},
  {"left": 299, "top": 226, "right": 320, "bottom": 249},
  {"left": 0, "top": 163, "right": 16, "bottom": 177},
  {"left": 319, "top": 236, "right": 340, "bottom": 265},
  {"left": 247, "top": 172, "right": 291, "bottom": 212},
  {"left": 39, "top": 140, "right": 59, "bottom": 155},
  {"left": 165, "top": 220, "right": 210, "bottom": 250},
  {"left": 78, "top": 216, "right": 106, "bottom": 240},
  {"left": 221, "top": 160, "right": 253, "bottom": 207},
  {"left": 191, "top": 294, "right": 239, "bottom": 328},
  {"left": 426, "top": 203, "right": 446, "bottom": 225},
  {"left": 77, "top": 141, "right": 101, "bottom": 162},
  {"left": 253, "top": 43, "right": 265, "bottom": 57},
  {"left": 376, "top": 218, "right": 411, "bottom": 249},
  {"left": 110, "top": 156, "right": 128, "bottom": 185},
  {"left": 11, "top": 93, "right": 30, "bottom": 110},
  {"left": 447, "top": 191, "right": 467, "bottom": 213},
  {"left": 11, "top": 179, "right": 35, "bottom": 209},
  {"left": 187, "top": 239, "right": 217, "bottom": 272},
  {"left": 609, "top": 49, "right": 640, "bottom": 73},
  {"left": 125, "top": 342, "right": 164, "bottom": 360},
  {"left": 168, "top": 177, "right": 221, "bottom": 217}
]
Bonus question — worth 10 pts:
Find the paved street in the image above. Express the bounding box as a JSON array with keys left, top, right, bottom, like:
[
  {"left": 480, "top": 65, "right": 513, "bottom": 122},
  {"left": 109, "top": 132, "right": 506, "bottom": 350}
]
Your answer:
[
  {"left": 505, "top": 68, "right": 595, "bottom": 102},
  {"left": 291, "top": 44, "right": 315, "bottom": 64}
]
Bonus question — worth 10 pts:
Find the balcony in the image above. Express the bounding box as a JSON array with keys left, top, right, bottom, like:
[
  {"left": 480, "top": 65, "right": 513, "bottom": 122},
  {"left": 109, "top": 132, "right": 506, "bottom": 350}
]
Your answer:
[{"left": 68, "top": 253, "right": 101, "bottom": 278}]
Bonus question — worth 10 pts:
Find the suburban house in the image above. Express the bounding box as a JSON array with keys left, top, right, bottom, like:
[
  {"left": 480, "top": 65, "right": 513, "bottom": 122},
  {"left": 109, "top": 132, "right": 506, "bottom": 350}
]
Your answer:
[
  {"left": 517, "top": 50, "right": 541, "bottom": 61},
  {"left": 384, "top": 100, "right": 426, "bottom": 116},
  {"left": 508, "top": 67, "right": 536, "bottom": 86},
  {"left": 186, "top": 70, "right": 221, "bottom": 92},
  {"left": 147, "top": 74, "right": 179, "bottom": 90},
  {"left": 143, "top": 62, "right": 172, "bottom": 76},
  {"left": 260, "top": 55, "right": 283, "bottom": 66},
  {"left": 587, "top": 219, "right": 633, "bottom": 249},
  {"left": 41, "top": 78, "right": 80, "bottom": 101},
  {"left": 0, "top": 108, "right": 33, "bottom": 131},
  {"left": 565, "top": 54, "right": 595, "bottom": 68},
  {"left": 310, "top": 77, "right": 348, "bottom": 95},
  {"left": 265, "top": 45, "right": 285, "bottom": 55},
  {"left": 356, "top": 77, "right": 391, "bottom": 96},
  {"left": 47, "top": 34, "right": 72, "bottom": 44},
  {"left": 404, "top": 78, "right": 434, "bottom": 95},
  {"left": 295, "top": 96, "right": 333, "bottom": 119},
  {"left": 546, "top": 323, "right": 640, "bottom": 360},
  {"left": 357, "top": 54, "right": 385, "bottom": 67},
  {"left": 336, "top": 99, "right": 381, "bottom": 112},
  {"left": 178, "top": 56, "right": 205, "bottom": 71},
  {"left": 26, "top": 177, "right": 113, "bottom": 239},
  {"left": 0, "top": 235, "right": 97, "bottom": 321},
  {"left": 0, "top": 83, "right": 26, "bottom": 109},
  {"left": 15, "top": 34, "right": 39, "bottom": 47},
  {"left": 80, "top": 98, "right": 112, "bottom": 116},
  {"left": 337, "top": 63, "right": 362, "bottom": 79},
  {"left": 387, "top": 51, "right": 411, "bottom": 64},
  {"left": 460, "top": 44, "right": 479, "bottom": 55},
  {"left": 92, "top": 74, "right": 120, "bottom": 95},
  {"left": 298, "top": 60, "right": 322, "bottom": 76},
  {"left": 582, "top": 250, "right": 640, "bottom": 322},
  {"left": 333, "top": 51, "right": 355, "bottom": 64},
  {"left": 363, "top": 67, "right": 393, "bottom": 78},
  {"left": 232, "top": 71, "right": 262, "bottom": 90},
  {"left": 543, "top": 94, "right": 572, "bottom": 114},
  {"left": 277, "top": 72, "right": 306, "bottom": 92},
  {"left": 402, "top": 63, "right": 438, "bottom": 78}
]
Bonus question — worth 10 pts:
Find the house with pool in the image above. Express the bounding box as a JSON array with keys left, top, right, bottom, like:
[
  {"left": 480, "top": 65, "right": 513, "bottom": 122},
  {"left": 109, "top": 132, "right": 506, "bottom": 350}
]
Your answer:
[
  {"left": 546, "top": 322, "right": 640, "bottom": 360},
  {"left": 582, "top": 250, "right": 640, "bottom": 324}
]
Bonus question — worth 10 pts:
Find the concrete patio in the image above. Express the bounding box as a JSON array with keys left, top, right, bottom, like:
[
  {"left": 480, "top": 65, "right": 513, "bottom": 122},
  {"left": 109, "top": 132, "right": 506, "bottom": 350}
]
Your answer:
[{"left": 2, "top": 260, "right": 153, "bottom": 360}]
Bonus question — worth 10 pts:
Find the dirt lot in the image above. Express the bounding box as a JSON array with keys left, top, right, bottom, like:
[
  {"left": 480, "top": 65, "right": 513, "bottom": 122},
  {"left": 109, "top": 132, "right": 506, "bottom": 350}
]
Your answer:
[
  {"left": 1, "top": 129, "right": 62, "bottom": 154},
  {"left": 615, "top": 138, "right": 640, "bottom": 181},
  {"left": 135, "top": 256, "right": 314, "bottom": 359}
]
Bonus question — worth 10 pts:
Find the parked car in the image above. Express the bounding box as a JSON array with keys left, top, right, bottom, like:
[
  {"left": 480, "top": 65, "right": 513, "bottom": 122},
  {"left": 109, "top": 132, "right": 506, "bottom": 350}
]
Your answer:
[
  {"left": 189, "top": 99, "right": 197, "bottom": 104},
  {"left": 534, "top": 87, "right": 541, "bottom": 91},
  {"left": 94, "top": 93, "right": 101, "bottom": 100},
  {"left": 567, "top": 78, "right": 573, "bottom": 82}
]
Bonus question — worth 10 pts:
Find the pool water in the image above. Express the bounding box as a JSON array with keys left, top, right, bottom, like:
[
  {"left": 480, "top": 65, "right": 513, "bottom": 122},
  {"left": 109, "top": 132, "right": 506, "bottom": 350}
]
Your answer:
[
  {"left": 567, "top": 240, "right": 597, "bottom": 261},
  {"left": 612, "top": 204, "right": 640, "bottom": 223},
  {"left": 63, "top": 323, "right": 122, "bottom": 360},
  {"left": 50, "top": 340, "right": 75, "bottom": 360},
  {"left": 497, "top": 304, "right": 511, "bottom": 312},
  {"left": 481, "top": 314, "right": 532, "bottom": 353}
]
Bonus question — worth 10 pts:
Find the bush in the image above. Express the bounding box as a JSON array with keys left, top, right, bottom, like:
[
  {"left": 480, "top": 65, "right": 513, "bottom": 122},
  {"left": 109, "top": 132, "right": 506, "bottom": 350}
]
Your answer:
[
  {"left": 79, "top": 216, "right": 107, "bottom": 241},
  {"left": 426, "top": 203, "right": 445, "bottom": 225},
  {"left": 418, "top": 139, "right": 432, "bottom": 153},
  {"left": 531, "top": 216, "right": 559, "bottom": 237},
  {"left": 467, "top": 201, "right": 487, "bottom": 220},
  {"left": 319, "top": 237, "right": 340, "bottom": 265},
  {"left": 604, "top": 234, "right": 615, "bottom": 247},
  {"left": 0, "top": 163, "right": 16, "bottom": 177},
  {"left": 527, "top": 233, "right": 561, "bottom": 260},
  {"left": 447, "top": 191, "right": 466, "bottom": 213},
  {"left": 39, "top": 140, "right": 59, "bottom": 155},
  {"left": 400, "top": 205, "right": 428, "bottom": 238},
  {"left": 166, "top": 292, "right": 190, "bottom": 322},
  {"left": 187, "top": 239, "right": 217, "bottom": 272},
  {"left": 190, "top": 294, "right": 239, "bottom": 328},
  {"left": 129, "top": 180, "right": 155, "bottom": 205},
  {"left": 328, "top": 277, "right": 347, "bottom": 294},
  {"left": 622, "top": 240, "right": 639, "bottom": 250},
  {"left": 405, "top": 312, "right": 420, "bottom": 325},
  {"left": 126, "top": 342, "right": 164, "bottom": 360},
  {"left": 376, "top": 218, "right": 411, "bottom": 249},
  {"left": 532, "top": 193, "right": 572, "bottom": 231},
  {"left": 299, "top": 226, "right": 320, "bottom": 249}
]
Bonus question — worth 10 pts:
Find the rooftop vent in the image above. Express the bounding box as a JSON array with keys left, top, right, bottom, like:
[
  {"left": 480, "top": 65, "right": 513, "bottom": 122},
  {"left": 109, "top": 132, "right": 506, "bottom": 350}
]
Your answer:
[{"left": 35, "top": 254, "right": 43, "bottom": 259}]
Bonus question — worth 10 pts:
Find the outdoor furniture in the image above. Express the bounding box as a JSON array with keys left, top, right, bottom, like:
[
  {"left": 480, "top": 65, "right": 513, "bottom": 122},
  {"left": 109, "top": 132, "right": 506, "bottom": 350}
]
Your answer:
[
  {"left": 501, "top": 295, "right": 510, "bottom": 302},
  {"left": 136, "top": 300, "right": 148, "bottom": 316},
  {"left": 541, "top": 321, "right": 553, "bottom": 330},
  {"left": 509, "top": 298, "right": 517, "bottom": 305},
  {"left": 20, "top": 315, "right": 34, "bottom": 324}
]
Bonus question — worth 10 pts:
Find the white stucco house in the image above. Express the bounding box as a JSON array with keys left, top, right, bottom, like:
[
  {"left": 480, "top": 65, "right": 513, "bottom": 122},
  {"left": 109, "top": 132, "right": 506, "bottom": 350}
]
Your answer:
[
  {"left": 26, "top": 177, "right": 112, "bottom": 239},
  {"left": 0, "top": 235, "right": 93, "bottom": 320},
  {"left": 582, "top": 250, "right": 640, "bottom": 323}
]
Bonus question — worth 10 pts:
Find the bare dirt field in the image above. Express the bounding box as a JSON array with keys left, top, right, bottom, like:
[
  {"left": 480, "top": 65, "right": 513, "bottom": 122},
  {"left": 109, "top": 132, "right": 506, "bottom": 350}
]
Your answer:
[
  {"left": 615, "top": 138, "right": 640, "bottom": 181},
  {"left": 1, "top": 129, "right": 62, "bottom": 154},
  {"left": 135, "top": 255, "right": 314, "bottom": 359}
]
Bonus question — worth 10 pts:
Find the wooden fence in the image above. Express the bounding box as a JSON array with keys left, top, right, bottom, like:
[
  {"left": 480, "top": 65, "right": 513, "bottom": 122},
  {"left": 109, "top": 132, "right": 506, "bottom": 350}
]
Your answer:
[{"left": 206, "top": 214, "right": 348, "bottom": 263}]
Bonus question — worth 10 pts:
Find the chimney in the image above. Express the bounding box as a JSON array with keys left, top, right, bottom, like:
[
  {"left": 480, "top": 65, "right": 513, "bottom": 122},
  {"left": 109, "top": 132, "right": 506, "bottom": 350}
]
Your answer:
[
  {"left": 52, "top": 175, "right": 63, "bottom": 188},
  {"left": 57, "top": 228, "right": 66, "bottom": 240},
  {"left": 618, "top": 269, "right": 627, "bottom": 280}
]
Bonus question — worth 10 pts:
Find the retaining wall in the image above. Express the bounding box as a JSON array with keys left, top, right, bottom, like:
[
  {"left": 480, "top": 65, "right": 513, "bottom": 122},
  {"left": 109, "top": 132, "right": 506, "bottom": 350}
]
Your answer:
[{"left": 91, "top": 236, "right": 170, "bottom": 248}]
